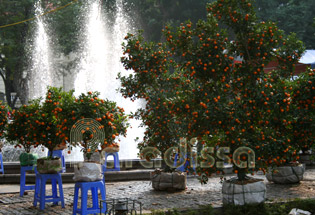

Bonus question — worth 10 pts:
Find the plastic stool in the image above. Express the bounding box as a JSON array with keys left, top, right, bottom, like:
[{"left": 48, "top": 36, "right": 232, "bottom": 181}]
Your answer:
[
  {"left": 48, "top": 150, "right": 66, "bottom": 173},
  {"left": 0, "top": 152, "right": 4, "bottom": 174},
  {"left": 103, "top": 152, "right": 120, "bottom": 172},
  {"left": 20, "top": 165, "right": 37, "bottom": 197},
  {"left": 73, "top": 180, "right": 106, "bottom": 215},
  {"left": 174, "top": 153, "right": 196, "bottom": 173},
  {"left": 33, "top": 173, "right": 65, "bottom": 210},
  {"left": 102, "top": 152, "right": 120, "bottom": 184}
]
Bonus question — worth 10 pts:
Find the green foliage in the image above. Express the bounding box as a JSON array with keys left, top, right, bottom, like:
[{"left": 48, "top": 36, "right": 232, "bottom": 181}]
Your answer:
[
  {"left": 65, "top": 91, "right": 129, "bottom": 159},
  {"left": 119, "top": 0, "right": 311, "bottom": 181},
  {"left": 291, "top": 69, "right": 315, "bottom": 153},
  {"left": 0, "top": 0, "right": 34, "bottom": 107},
  {"left": 5, "top": 99, "right": 40, "bottom": 153},
  {"left": 5, "top": 86, "right": 129, "bottom": 159},
  {"left": 19, "top": 152, "right": 38, "bottom": 166},
  {"left": 29, "top": 87, "right": 75, "bottom": 153},
  {"left": 0, "top": 101, "right": 8, "bottom": 140},
  {"left": 125, "top": 0, "right": 211, "bottom": 41},
  {"left": 254, "top": 0, "right": 315, "bottom": 49}
]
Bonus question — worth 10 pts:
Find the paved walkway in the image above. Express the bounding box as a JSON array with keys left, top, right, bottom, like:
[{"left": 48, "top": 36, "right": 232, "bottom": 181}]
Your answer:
[{"left": 0, "top": 168, "right": 315, "bottom": 214}]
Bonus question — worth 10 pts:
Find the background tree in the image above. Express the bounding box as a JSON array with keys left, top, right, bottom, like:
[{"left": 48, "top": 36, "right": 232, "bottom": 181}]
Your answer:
[
  {"left": 0, "top": 0, "right": 34, "bottom": 107},
  {"left": 254, "top": 0, "right": 315, "bottom": 49},
  {"left": 125, "top": 0, "right": 212, "bottom": 41}
]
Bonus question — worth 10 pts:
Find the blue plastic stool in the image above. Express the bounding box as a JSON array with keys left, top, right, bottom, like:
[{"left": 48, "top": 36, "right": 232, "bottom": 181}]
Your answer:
[
  {"left": 174, "top": 153, "right": 196, "bottom": 173},
  {"left": 102, "top": 152, "right": 120, "bottom": 184},
  {"left": 103, "top": 152, "right": 120, "bottom": 172},
  {"left": 73, "top": 180, "right": 106, "bottom": 215},
  {"left": 0, "top": 152, "right": 4, "bottom": 174},
  {"left": 48, "top": 150, "right": 66, "bottom": 173},
  {"left": 33, "top": 173, "right": 65, "bottom": 210},
  {"left": 20, "top": 165, "right": 37, "bottom": 197}
]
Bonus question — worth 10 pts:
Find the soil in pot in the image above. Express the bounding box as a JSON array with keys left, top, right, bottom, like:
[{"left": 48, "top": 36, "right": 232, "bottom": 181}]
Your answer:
[{"left": 37, "top": 157, "right": 62, "bottom": 174}]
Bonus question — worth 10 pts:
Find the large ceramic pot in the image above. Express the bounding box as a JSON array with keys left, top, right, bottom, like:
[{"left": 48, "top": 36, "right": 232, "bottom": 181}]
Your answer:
[
  {"left": 222, "top": 178, "right": 266, "bottom": 205},
  {"left": 73, "top": 162, "right": 103, "bottom": 182},
  {"left": 37, "top": 157, "right": 62, "bottom": 174},
  {"left": 150, "top": 169, "right": 187, "bottom": 191},
  {"left": 266, "top": 164, "right": 304, "bottom": 184},
  {"left": 19, "top": 152, "right": 38, "bottom": 166}
]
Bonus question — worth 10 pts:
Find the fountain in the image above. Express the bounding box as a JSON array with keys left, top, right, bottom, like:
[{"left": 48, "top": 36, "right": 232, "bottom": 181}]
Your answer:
[
  {"left": 27, "top": 1, "right": 58, "bottom": 101},
  {"left": 74, "top": 0, "right": 144, "bottom": 160},
  {"left": 2, "top": 1, "right": 57, "bottom": 161}
]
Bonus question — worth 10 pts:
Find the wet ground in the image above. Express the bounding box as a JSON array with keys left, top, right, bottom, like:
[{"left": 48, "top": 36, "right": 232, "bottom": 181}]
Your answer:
[{"left": 0, "top": 168, "right": 315, "bottom": 214}]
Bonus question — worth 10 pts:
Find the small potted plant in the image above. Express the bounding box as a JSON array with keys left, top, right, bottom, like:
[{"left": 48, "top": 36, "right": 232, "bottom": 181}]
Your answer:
[
  {"left": 5, "top": 100, "right": 40, "bottom": 166},
  {"left": 65, "top": 91, "right": 129, "bottom": 181},
  {"left": 33, "top": 87, "right": 75, "bottom": 174}
]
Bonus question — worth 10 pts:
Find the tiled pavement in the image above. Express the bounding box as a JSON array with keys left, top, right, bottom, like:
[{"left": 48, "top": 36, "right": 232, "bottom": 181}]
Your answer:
[{"left": 1, "top": 168, "right": 315, "bottom": 214}]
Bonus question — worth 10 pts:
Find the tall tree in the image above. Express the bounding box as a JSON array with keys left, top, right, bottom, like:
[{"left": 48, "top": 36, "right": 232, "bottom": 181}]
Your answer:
[{"left": 0, "top": 0, "right": 34, "bottom": 108}]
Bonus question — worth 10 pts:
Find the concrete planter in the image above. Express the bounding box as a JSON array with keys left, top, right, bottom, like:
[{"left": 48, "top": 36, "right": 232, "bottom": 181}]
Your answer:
[
  {"left": 150, "top": 169, "right": 186, "bottom": 191},
  {"left": 37, "top": 157, "right": 62, "bottom": 174},
  {"left": 73, "top": 162, "right": 103, "bottom": 182},
  {"left": 222, "top": 178, "right": 266, "bottom": 205},
  {"left": 266, "top": 164, "right": 304, "bottom": 184}
]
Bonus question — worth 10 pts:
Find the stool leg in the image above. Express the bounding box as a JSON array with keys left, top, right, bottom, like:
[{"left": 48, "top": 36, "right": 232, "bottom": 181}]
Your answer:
[
  {"left": 20, "top": 168, "right": 26, "bottom": 197},
  {"left": 73, "top": 185, "right": 79, "bottom": 215},
  {"left": 114, "top": 152, "right": 120, "bottom": 171},
  {"left": 91, "top": 187, "right": 98, "bottom": 211},
  {"left": 0, "top": 153, "right": 4, "bottom": 174},
  {"left": 100, "top": 183, "right": 106, "bottom": 213},
  {"left": 40, "top": 176, "right": 46, "bottom": 210},
  {"left": 51, "top": 178, "right": 58, "bottom": 205},
  {"left": 33, "top": 175, "right": 39, "bottom": 207},
  {"left": 81, "top": 186, "right": 88, "bottom": 214},
  {"left": 58, "top": 177, "right": 65, "bottom": 208}
]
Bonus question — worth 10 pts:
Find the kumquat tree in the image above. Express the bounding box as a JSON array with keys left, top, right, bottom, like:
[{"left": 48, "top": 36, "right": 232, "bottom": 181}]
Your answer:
[
  {"left": 30, "top": 87, "right": 76, "bottom": 154},
  {"left": 6, "top": 100, "right": 41, "bottom": 153},
  {"left": 64, "top": 91, "right": 129, "bottom": 156},
  {"left": 119, "top": 0, "right": 312, "bottom": 182},
  {"left": 291, "top": 69, "right": 315, "bottom": 154},
  {"left": 0, "top": 101, "right": 8, "bottom": 142}
]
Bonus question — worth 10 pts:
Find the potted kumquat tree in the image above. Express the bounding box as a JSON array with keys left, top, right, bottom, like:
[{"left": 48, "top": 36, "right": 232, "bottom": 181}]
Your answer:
[
  {"left": 32, "top": 87, "right": 75, "bottom": 174},
  {"left": 5, "top": 100, "right": 40, "bottom": 166},
  {"left": 119, "top": 0, "right": 310, "bottom": 204},
  {"left": 64, "top": 91, "right": 129, "bottom": 182}
]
